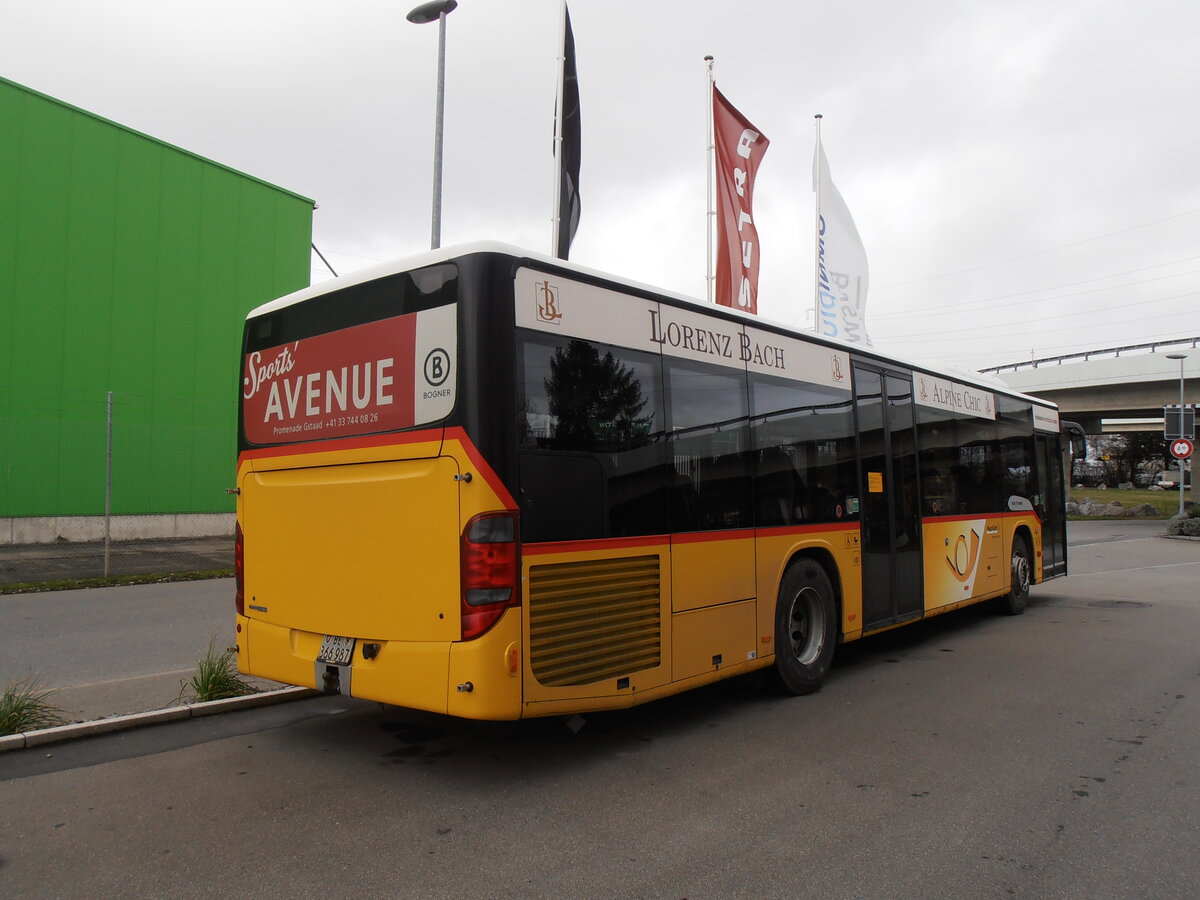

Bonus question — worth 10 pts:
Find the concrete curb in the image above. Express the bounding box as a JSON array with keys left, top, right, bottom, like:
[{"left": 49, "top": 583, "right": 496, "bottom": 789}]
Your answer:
[{"left": 0, "top": 685, "right": 320, "bottom": 752}]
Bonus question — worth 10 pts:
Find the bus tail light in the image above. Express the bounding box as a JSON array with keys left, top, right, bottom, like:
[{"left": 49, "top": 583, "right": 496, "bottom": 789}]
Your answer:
[
  {"left": 460, "top": 512, "right": 520, "bottom": 640},
  {"left": 234, "top": 523, "right": 245, "bottom": 617}
]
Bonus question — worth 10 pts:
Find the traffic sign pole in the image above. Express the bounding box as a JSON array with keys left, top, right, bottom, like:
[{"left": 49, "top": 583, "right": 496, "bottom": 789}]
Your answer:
[
  {"left": 1179, "top": 456, "right": 1185, "bottom": 517},
  {"left": 1168, "top": 438, "right": 1193, "bottom": 517}
]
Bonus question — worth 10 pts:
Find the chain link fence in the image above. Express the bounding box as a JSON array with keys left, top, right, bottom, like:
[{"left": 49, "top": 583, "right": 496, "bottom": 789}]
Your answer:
[{"left": 1, "top": 390, "right": 236, "bottom": 589}]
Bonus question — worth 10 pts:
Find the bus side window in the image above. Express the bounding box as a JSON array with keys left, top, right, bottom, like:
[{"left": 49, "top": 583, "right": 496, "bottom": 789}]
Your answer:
[
  {"left": 666, "top": 361, "right": 751, "bottom": 533},
  {"left": 998, "top": 396, "right": 1035, "bottom": 505},
  {"left": 518, "top": 452, "right": 605, "bottom": 541},
  {"left": 921, "top": 468, "right": 953, "bottom": 516},
  {"left": 755, "top": 446, "right": 806, "bottom": 526},
  {"left": 517, "top": 333, "right": 667, "bottom": 541},
  {"left": 749, "top": 373, "right": 856, "bottom": 525},
  {"left": 956, "top": 452, "right": 991, "bottom": 513}
]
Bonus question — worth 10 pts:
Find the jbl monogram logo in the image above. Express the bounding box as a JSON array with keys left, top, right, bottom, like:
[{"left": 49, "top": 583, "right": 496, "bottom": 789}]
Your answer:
[{"left": 536, "top": 280, "right": 563, "bottom": 324}]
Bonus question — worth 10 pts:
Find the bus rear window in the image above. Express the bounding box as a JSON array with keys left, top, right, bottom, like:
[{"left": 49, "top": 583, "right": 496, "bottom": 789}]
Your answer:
[{"left": 241, "top": 264, "right": 457, "bottom": 446}]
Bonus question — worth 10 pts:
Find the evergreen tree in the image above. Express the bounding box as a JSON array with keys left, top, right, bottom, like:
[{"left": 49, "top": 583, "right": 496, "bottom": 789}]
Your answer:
[{"left": 545, "top": 340, "right": 651, "bottom": 450}]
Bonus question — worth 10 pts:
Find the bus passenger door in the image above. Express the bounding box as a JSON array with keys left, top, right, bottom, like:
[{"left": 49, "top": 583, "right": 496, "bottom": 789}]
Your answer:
[
  {"left": 1036, "top": 433, "right": 1067, "bottom": 578},
  {"left": 853, "top": 365, "right": 923, "bottom": 629}
]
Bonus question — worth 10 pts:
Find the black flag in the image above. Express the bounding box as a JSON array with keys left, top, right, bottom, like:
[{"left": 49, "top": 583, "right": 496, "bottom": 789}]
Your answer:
[{"left": 556, "top": 7, "right": 581, "bottom": 259}]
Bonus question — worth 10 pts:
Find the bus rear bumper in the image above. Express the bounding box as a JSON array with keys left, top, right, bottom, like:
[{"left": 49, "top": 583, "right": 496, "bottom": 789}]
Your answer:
[{"left": 236, "top": 611, "right": 523, "bottom": 720}]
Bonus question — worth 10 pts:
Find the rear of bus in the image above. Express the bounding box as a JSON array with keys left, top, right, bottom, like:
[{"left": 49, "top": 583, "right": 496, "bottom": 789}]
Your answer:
[{"left": 234, "top": 249, "right": 524, "bottom": 720}]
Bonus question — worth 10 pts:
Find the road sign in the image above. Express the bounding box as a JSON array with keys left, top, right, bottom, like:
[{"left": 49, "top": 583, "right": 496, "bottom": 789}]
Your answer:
[
  {"left": 1170, "top": 438, "right": 1194, "bottom": 459},
  {"left": 1164, "top": 405, "right": 1195, "bottom": 440}
]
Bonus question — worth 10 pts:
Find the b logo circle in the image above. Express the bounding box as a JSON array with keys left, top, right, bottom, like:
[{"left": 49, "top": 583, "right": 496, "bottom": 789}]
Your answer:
[{"left": 424, "top": 349, "right": 451, "bottom": 387}]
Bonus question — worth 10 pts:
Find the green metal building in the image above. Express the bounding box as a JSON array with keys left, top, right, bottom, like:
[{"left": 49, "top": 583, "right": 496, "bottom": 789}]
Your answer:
[{"left": 0, "top": 76, "right": 314, "bottom": 543}]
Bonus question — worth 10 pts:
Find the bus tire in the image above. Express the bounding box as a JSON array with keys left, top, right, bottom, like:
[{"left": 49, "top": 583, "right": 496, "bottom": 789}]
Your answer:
[
  {"left": 771, "top": 559, "right": 837, "bottom": 695},
  {"left": 995, "top": 534, "right": 1032, "bottom": 616}
]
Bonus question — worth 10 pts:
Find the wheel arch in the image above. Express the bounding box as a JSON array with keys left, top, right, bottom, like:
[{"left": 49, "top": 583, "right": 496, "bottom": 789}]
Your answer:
[
  {"left": 784, "top": 546, "right": 844, "bottom": 638},
  {"left": 1011, "top": 522, "right": 1034, "bottom": 569}
]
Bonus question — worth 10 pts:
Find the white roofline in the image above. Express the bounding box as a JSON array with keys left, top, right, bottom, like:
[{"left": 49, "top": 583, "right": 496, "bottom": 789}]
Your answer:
[{"left": 247, "top": 241, "right": 1060, "bottom": 414}]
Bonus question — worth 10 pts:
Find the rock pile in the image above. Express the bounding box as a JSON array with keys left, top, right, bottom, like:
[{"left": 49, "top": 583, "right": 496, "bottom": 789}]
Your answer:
[{"left": 1065, "top": 499, "right": 1159, "bottom": 518}]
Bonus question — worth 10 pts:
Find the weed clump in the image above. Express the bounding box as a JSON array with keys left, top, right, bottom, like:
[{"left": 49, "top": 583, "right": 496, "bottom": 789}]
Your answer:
[
  {"left": 179, "top": 640, "right": 257, "bottom": 704},
  {"left": 0, "top": 677, "right": 67, "bottom": 735}
]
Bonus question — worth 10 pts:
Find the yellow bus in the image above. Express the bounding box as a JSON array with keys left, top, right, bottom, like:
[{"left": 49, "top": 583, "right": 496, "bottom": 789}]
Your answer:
[{"left": 235, "top": 243, "right": 1077, "bottom": 719}]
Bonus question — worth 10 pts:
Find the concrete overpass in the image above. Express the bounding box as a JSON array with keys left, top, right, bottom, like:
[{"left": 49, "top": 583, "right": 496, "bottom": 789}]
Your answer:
[{"left": 985, "top": 337, "right": 1200, "bottom": 435}]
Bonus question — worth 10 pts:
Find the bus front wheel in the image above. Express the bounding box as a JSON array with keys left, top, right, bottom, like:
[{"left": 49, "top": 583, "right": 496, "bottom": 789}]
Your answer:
[
  {"left": 771, "top": 559, "right": 837, "bottom": 695},
  {"left": 995, "top": 535, "right": 1032, "bottom": 616}
]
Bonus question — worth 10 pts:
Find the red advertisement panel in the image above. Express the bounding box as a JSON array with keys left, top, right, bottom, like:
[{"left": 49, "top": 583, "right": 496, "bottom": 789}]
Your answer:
[
  {"left": 242, "top": 314, "right": 417, "bottom": 445},
  {"left": 713, "top": 86, "right": 770, "bottom": 315}
]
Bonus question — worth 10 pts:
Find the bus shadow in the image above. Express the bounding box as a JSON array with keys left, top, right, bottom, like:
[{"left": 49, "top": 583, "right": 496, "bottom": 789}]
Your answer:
[
  {"left": 289, "top": 600, "right": 1050, "bottom": 780},
  {"left": 351, "top": 675, "right": 780, "bottom": 780},
  {"left": 830, "top": 601, "right": 1007, "bottom": 673}
]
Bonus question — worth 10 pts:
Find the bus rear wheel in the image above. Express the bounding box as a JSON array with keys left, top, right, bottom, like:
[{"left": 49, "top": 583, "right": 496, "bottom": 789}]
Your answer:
[
  {"left": 771, "top": 559, "right": 837, "bottom": 695},
  {"left": 995, "top": 534, "right": 1032, "bottom": 616}
]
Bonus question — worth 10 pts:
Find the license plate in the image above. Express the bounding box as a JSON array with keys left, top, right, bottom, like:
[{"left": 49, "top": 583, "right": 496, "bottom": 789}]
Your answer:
[{"left": 317, "top": 634, "right": 355, "bottom": 665}]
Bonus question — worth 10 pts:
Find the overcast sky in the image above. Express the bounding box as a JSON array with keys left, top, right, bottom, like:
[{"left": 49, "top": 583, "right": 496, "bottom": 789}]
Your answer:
[{"left": 4, "top": 0, "right": 1199, "bottom": 373}]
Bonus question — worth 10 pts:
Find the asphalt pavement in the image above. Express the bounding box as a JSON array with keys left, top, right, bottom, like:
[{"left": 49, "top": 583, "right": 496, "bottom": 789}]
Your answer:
[
  {"left": 0, "top": 536, "right": 233, "bottom": 584},
  {"left": 1, "top": 536, "right": 276, "bottom": 739},
  {"left": 2, "top": 520, "right": 1198, "bottom": 896},
  {"left": 0, "top": 521, "right": 1181, "bottom": 745},
  {"left": 0, "top": 577, "right": 267, "bottom": 728}
]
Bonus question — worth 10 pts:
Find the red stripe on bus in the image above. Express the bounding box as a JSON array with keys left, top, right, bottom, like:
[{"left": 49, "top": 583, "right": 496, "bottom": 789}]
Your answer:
[
  {"left": 921, "top": 510, "right": 1041, "bottom": 524},
  {"left": 524, "top": 521, "right": 860, "bottom": 556},
  {"left": 754, "top": 521, "right": 860, "bottom": 539},
  {"left": 444, "top": 427, "right": 516, "bottom": 510},
  {"left": 523, "top": 534, "right": 671, "bottom": 556},
  {"left": 671, "top": 529, "right": 756, "bottom": 545},
  {"left": 238, "top": 426, "right": 517, "bottom": 511}
]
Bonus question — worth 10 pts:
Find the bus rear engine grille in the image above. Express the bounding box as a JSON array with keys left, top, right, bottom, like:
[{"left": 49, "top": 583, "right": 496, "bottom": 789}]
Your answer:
[{"left": 528, "top": 555, "right": 662, "bottom": 687}]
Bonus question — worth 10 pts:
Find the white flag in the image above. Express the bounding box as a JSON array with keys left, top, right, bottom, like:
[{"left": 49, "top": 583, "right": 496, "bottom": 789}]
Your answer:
[{"left": 813, "top": 139, "right": 871, "bottom": 346}]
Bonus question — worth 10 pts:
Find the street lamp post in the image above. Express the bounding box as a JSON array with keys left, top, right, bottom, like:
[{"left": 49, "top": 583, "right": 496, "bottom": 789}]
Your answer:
[
  {"left": 1165, "top": 352, "right": 1188, "bottom": 516},
  {"left": 407, "top": 0, "right": 458, "bottom": 250}
]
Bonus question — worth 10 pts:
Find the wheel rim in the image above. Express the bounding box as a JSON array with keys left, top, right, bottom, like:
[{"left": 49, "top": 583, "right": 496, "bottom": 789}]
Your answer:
[
  {"left": 1012, "top": 549, "right": 1031, "bottom": 595},
  {"left": 788, "top": 585, "right": 826, "bottom": 666}
]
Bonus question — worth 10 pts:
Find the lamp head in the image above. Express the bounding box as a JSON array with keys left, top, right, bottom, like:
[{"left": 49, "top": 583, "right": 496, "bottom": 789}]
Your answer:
[{"left": 407, "top": 0, "right": 457, "bottom": 24}]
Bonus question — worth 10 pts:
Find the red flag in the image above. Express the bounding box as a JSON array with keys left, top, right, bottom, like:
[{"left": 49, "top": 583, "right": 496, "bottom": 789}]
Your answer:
[{"left": 712, "top": 86, "right": 769, "bottom": 314}]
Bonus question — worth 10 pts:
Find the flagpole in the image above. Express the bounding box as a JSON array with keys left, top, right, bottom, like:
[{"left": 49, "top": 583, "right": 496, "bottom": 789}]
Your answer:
[
  {"left": 705, "top": 55, "right": 715, "bottom": 304},
  {"left": 813, "top": 113, "right": 823, "bottom": 333},
  {"left": 550, "top": 0, "right": 568, "bottom": 256}
]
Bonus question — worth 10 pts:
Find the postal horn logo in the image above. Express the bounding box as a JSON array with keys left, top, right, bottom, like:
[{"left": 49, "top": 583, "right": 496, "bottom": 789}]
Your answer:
[
  {"left": 536, "top": 279, "right": 563, "bottom": 325},
  {"left": 946, "top": 528, "right": 982, "bottom": 587}
]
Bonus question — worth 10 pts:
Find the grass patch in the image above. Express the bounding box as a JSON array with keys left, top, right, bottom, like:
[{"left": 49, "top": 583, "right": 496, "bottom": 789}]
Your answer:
[
  {"left": 0, "top": 677, "right": 67, "bottom": 735},
  {"left": 1069, "top": 488, "right": 1186, "bottom": 518},
  {"left": 178, "top": 640, "right": 257, "bottom": 704},
  {"left": 0, "top": 569, "right": 233, "bottom": 595}
]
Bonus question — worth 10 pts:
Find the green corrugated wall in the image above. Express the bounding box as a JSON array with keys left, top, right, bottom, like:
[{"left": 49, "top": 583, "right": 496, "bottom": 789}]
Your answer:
[{"left": 0, "top": 76, "right": 313, "bottom": 517}]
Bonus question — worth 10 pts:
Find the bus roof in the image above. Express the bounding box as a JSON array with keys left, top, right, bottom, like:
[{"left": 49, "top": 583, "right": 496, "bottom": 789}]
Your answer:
[{"left": 248, "top": 241, "right": 1057, "bottom": 413}]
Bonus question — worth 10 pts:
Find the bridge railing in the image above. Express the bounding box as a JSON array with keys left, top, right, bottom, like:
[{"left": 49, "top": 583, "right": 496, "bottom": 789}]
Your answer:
[{"left": 982, "top": 336, "right": 1200, "bottom": 373}]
